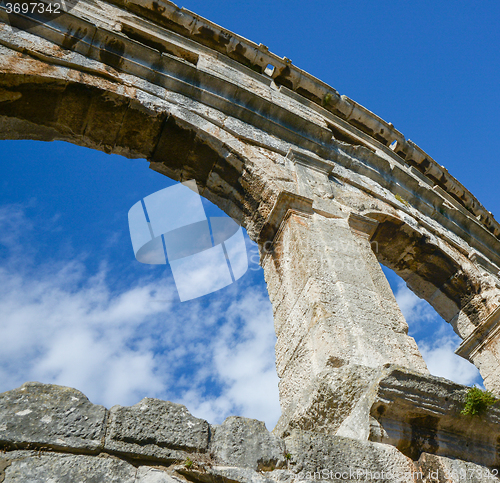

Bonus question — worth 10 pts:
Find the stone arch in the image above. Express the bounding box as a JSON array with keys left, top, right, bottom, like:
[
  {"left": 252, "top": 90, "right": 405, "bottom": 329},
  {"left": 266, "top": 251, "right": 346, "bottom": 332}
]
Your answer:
[
  {"left": 368, "top": 212, "right": 485, "bottom": 336},
  {"left": 0, "top": 70, "right": 280, "bottom": 240},
  {"left": 3, "top": 2, "right": 500, "bottom": 462},
  {"left": 364, "top": 210, "right": 500, "bottom": 388}
]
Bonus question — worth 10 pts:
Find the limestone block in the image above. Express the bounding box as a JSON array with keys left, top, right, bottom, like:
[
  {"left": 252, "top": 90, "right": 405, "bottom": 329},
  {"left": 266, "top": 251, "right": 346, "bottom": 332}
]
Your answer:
[
  {"left": 360, "top": 366, "right": 500, "bottom": 467},
  {"left": 0, "top": 382, "right": 106, "bottom": 452},
  {"left": 210, "top": 416, "right": 286, "bottom": 470},
  {"left": 284, "top": 430, "right": 417, "bottom": 483},
  {"left": 136, "top": 467, "right": 186, "bottom": 483},
  {"left": 2, "top": 451, "right": 137, "bottom": 483},
  {"left": 275, "top": 344, "right": 315, "bottom": 416},
  {"left": 104, "top": 398, "right": 209, "bottom": 462},
  {"left": 178, "top": 466, "right": 277, "bottom": 483},
  {"left": 274, "top": 364, "right": 379, "bottom": 438}
]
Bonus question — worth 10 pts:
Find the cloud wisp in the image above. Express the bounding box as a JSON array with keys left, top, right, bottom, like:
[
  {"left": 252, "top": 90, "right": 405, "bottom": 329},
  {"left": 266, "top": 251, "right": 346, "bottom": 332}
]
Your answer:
[
  {"left": 0, "top": 203, "right": 280, "bottom": 428},
  {"left": 393, "top": 279, "right": 482, "bottom": 386}
]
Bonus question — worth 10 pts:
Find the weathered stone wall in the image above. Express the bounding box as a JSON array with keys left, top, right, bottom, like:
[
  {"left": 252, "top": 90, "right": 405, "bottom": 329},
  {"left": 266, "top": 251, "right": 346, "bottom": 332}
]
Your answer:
[
  {"left": 1, "top": 382, "right": 499, "bottom": 482},
  {"left": 2, "top": 0, "right": 500, "bottom": 477}
]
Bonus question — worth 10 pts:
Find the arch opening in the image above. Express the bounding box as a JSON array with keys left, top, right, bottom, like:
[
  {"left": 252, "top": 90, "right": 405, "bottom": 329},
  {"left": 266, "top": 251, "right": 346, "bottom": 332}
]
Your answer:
[
  {"left": 380, "top": 264, "right": 482, "bottom": 387},
  {"left": 365, "top": 211, "right": 499, "bottom": 390},
  {"left": 0, "top": 138, "right": 280, "bottom": 428},
  {"left": 0, "top": 73, "right": 277, "bottom": 239}
]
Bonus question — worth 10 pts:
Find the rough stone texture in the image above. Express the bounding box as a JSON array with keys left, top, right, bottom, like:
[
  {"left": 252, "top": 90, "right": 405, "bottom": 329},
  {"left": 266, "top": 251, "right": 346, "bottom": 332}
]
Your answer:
[
  {"left": 2, "top": 0, "right": 500, "bottom": 477},
  {"left": 136, "top": 467, "right": 186, "bottom": 483},
  {"left": 176, "top": 465, "right": 277, "bottom": 483},
  {"left": 210, "top": 416, "right": 285, "bottom": 470},
  {"left": 368, "top": 367, "right": 500, "bottom": 468},
  {"left": 2, "top": 451, "right": 137, "bottom": 482},
  {"left": 284, "top": 429, "right": 418, "bottom": 482},
  {"left": 417, "top": 453, "right": 500, "bottom": 483},
  {"left": 104, "top": 398, "right": 209, "bottom": 462},
  {"left": 0, "top": 382, "right": 106, "bottom": 452},
  {"left": 0, "top": 383, "right": 498, "bottom": 483},
  {"left": 274, "top": 364, "right": 380, "bottom": 437}
]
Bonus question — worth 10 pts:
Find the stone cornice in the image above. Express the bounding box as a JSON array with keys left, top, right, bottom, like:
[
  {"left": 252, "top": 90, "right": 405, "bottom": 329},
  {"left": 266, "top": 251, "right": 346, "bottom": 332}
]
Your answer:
[
  {"left": 258, "top": 191, "right": 313, "bottom": 259},
  {"left": 104, "top": 0, "right": 500, "bottom": 240},
  {"left": 456, "top": 305, "right": 500, "bottom": 359},
  {"left": 1, "top": 0, "right": 500, "bottom": 268}
]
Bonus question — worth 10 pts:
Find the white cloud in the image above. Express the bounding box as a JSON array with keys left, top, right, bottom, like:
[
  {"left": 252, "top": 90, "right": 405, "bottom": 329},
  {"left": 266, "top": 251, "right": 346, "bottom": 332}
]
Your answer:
[
  {"left": 393, "top": 280, "right": 482, "bottom": 386},
  {"left": 393, "top": 279, "right": 437, "bottom": 330},
  {"left": 185, "top": 289, "right": 281, "bottom": 428},
  {"left": 0, "top": 204, "right": 280, "bottom": 428},
  {"left": 418, "top": 335, "right": 481, "bottom": 386}
]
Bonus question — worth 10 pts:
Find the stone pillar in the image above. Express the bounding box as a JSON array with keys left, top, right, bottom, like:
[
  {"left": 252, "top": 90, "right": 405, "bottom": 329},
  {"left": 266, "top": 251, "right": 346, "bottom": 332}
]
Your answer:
[
  {"left": 262, "top": 194, "right": 428, "bottom": 435},
  {"left": 456, "top": 306, "right": 500, "bottom": 394}
]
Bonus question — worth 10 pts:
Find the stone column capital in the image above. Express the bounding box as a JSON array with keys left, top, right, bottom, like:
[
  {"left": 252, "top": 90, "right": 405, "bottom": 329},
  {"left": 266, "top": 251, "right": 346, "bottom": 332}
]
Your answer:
[
  {"left": 257, "top": 190, "right": 313, "bottom": 256},
  {"left": 347, "top": 212, "right": 379, "bottom": 239},
  {"left": 456, "top": 305, "right": 500, "bottom": 360}
]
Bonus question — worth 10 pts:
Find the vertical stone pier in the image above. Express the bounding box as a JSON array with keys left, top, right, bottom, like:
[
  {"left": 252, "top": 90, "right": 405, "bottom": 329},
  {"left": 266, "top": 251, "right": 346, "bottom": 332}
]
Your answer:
[{"left": 260, "top": 152, "right": 428, "bottom": 435}]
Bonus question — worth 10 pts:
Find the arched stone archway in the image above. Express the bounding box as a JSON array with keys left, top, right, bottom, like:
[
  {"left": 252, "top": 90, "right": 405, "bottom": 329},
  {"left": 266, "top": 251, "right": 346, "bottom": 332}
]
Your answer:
[{"left": 2, "top": 0, "right": 500, "bottom": 464}]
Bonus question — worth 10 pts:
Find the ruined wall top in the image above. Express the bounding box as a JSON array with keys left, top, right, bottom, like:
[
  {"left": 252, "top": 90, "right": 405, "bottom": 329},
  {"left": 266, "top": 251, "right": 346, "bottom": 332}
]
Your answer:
[
  {"left": 0, "top": 0, "right": 498, "bottom": 246},
  {"left": 104, "top": 0, "right": 499, "bottom": 239}
]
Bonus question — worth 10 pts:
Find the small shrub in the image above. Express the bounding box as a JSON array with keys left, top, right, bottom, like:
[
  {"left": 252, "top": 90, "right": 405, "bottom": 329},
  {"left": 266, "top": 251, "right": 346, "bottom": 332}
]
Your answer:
[
  {"left": 461, "top": 387, "right": 498, "bottom": 416},
  {"left": 395, "top": 193, "right": 410, "bottom": 208},
  {"left": 285, "top": 453, "right": 292, "bottom": 460},
  {"left": 184, "top": 457, "right": 194, "bottom": 469},
  {"left": 323, "top": 93, "right": 333, "bottom": 107}
]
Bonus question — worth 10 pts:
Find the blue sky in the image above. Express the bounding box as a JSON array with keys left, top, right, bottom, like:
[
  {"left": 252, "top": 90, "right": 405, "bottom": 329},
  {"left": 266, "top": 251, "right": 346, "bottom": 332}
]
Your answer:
[{"left": 1, "top": 1, "right": 499, "bottom": 429}]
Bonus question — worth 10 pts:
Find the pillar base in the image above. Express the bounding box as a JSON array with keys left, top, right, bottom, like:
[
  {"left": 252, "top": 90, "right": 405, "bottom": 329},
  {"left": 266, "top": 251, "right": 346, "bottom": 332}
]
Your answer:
[{"left": 274, "top": 364, "right": 500, "bottom": 468}]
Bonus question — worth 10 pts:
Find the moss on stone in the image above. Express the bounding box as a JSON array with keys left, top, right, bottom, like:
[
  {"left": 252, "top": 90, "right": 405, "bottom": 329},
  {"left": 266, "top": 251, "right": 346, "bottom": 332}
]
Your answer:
[{"left": 461, "top": 387, "right": 497, "bottom": 416}]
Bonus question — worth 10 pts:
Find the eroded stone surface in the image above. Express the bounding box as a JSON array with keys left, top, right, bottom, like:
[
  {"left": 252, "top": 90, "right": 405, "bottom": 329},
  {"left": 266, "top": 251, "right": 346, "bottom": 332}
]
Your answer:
[
  {"left": 284, "top": 430, "right": 418, "bottom": 483},
  {"left": 0, "top": 383, "right": 498, "bottom": 482},
  {"left": 369, "top": 368, "right": 500, "bottom": 468},
  {"left": 136, "top": 467, "right": 186, "bottom": 483},
  {"left": 210, "top": 416, "right": 285, "bottom": 470},
  {"left": 274, "top": 364, "right": 380, "bottom": 438},
  {"left": 176, "top": 465, "right": 277, "bottom": 483},
  {"left": 417, "top": 453, "right": 500, "bottom": 483},
  {"left": 0, "top": 382, "right": 106, "bottom": 452},
  {"left": 104, "top": 398, "right": 209, "bottom": 462},
  {"left": 3, "top": 451, "right": 137, "bottom": 483}
]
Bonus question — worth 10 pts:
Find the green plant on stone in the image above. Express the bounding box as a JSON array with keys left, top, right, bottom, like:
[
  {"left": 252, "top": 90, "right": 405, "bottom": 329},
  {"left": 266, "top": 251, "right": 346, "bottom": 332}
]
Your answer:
[
  {"left": 184, "top": 457, "right": 194, "bottom": 469},
  {"left": 395, "top": 193, "right": 410, "bottom": 208},
  {"left": 461, "top": 387, "right": 498, "bottom": 416},
  {"left": 322, "top": 93, "right": 333, "bottom": 107},
  {"left": 285, "top": 453, "right": 292, "bottom": 460}
]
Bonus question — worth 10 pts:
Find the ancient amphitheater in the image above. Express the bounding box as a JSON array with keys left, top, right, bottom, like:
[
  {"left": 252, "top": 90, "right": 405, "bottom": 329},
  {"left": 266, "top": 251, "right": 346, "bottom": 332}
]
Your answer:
[{"left": 1, "top": 0, "right": 500, "bottom": 481}]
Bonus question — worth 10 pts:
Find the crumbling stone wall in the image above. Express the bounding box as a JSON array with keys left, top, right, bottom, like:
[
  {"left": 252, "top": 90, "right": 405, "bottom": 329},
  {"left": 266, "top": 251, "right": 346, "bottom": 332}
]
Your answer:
[
  {"left": 1, "top": 382, "right": 499, "bottom": 482},
  {"left": 1, "top": 0, "right": 500, "bottom": 476}
]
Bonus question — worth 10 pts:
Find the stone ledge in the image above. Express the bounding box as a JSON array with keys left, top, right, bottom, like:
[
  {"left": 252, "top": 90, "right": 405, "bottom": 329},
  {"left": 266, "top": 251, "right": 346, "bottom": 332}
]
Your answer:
[
  {"left": 276, "top": 364, "right": 500, "bottom": 468},
  {"left": 104, "top": 398, "right": 209, "bottom": 463},
  {"left": 370, "top": 366, "right": 500, "bottom": 467},
  {"left": 0, "top": 382, "right": 107, "bottom": 453}
]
